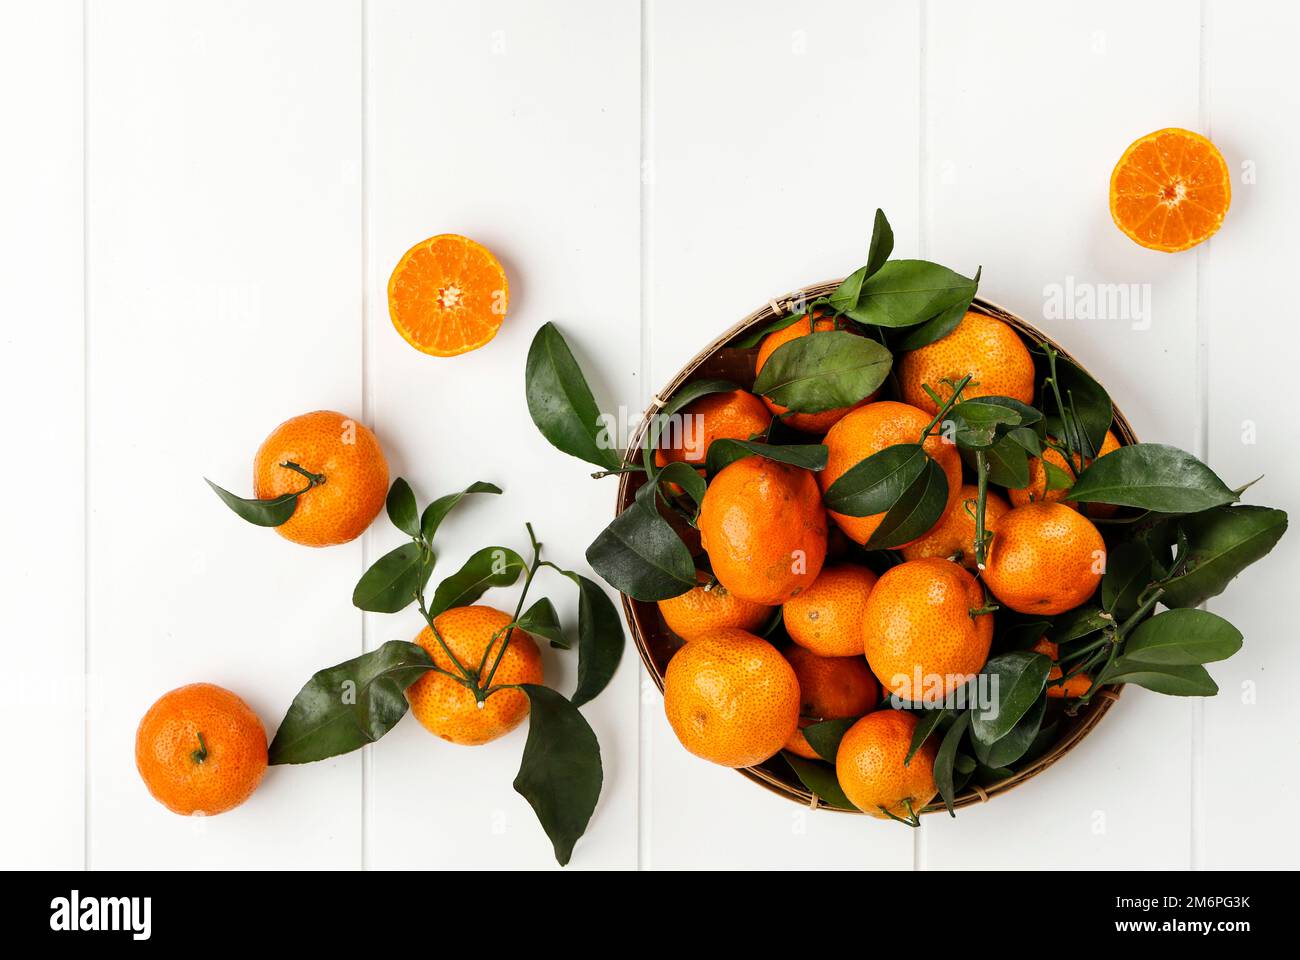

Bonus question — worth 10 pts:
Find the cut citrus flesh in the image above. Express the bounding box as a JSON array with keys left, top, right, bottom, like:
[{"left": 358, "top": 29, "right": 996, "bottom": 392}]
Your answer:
[
  {"left": 388, "top": 234, "right": 509, "bottom": 356},
  {"left": 1109, "top": 128, "right": 1230, "bottom": 252}
]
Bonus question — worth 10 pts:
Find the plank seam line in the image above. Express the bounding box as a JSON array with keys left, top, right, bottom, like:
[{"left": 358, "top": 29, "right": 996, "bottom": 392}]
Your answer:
[
  {"left": 82, "top": 0, "right": 92, "bottom": 872},
  {"left": 360, "top": 0, "right": 373, "bottom": 873}
]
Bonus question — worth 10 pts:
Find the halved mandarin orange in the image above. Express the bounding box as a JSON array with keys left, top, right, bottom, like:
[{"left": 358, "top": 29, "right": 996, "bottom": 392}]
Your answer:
[
  {"left": 388, "top": 234, "right": 509, "bottom": 356},
  {"left": 1109, "top": 128, "right": 1230, "bottom": 253}
]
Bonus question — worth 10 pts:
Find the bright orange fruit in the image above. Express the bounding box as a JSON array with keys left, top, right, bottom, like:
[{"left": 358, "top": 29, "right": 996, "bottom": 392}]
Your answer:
[
  {"left": 698, "top": 455, "right": 828, "bottom": 604},
  {"left": 782, "top": 646, "right": 879, "bottom": 759},
  {"left": 819, "top": 401, "right": 962, "bottom": 547},
  {"left": 406, "top": 605, "right": 543, "bottom": 746},
  {"left": 754, "top": 311, "right": 874, "bottom": 433},
  {"left": 1008, "top": 430, "right": 1120, "bottom": 518},
  {"left": 657, "top": 570, "right": 773, "bottom": 640},
  {"left": 1032, "top": 637, "right": 1093, "bottom": 699},
  {"left": 1110, "top": 128, "right": 1231, "bottom": 252},
  {"left": 836, "top": 710, "right": 938, "bottom": 820},
  {"left": 982, "top": 502, "right": 1106, "bottom": 615},
  {"left": 783, "top": 564, "right": 879, "bottom": 657},
  {"left": 388, "top": 234, "right": 509, "bottom": 355},
  {"left": 901, "top": 484, "right": 1010, "bottom": 570},
  {"left": 663, "top": 629, "right": 800, "bottom": 768},
  {"left": 860, "top": 558, "right": 993, "bottom": 701},
  {"left": 135, "top": 683, "right": 268, "bottom": 816},
  {"left": 897, "top": 311, "right": 1036, "bottom": 416},
  {"left": 253, "top": 410, "right": 389, "bottom": 547},
  {"left": 654, "top": 389, "right": 770, "bottom": 472}
]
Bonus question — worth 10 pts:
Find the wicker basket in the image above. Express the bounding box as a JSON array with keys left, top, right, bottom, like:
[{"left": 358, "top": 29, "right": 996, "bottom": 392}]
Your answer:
[{"left": 616, "top": 280, "right": 1132, "bottom": 813}]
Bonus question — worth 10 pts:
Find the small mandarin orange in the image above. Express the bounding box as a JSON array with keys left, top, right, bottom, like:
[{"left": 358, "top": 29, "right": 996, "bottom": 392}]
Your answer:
[
  {"left": 663, "top": 630, "right": 800, "bottom": 768},
  {"left": 658, "top": 570, "right": 773, "bottom": 641},
  {"left": 1031, "top": 637, "right": 1093, "bottom": 699},
  {"left": 901, "top": 484, "right": 1010, "bottom": 570},
  {"left": 982, "top": 502, "right": 1106, "bottom": 615},
  {"left": 654, "top": 389, "right": 770, "bottom": 469},
  {"left": 783, "top": 564, "right": 879, "bottom": 657},
  {"left": 836, "top": 710, "right": 938, "bottom": 820},
  {"left": 897, "top": 311, "right": 1036, "bottom": 416},
  {"left": 1008, "top": 430, "right": 1121, "bottom": 519},
  {"left": 782, "top": 646, "right": 879, "bottom": 759}
]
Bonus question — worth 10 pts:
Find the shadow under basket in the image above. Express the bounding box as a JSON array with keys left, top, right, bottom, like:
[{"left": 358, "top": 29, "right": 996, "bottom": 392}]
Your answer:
[{"left": 616, "top": 281, "right": 1130, "bottom": 815}]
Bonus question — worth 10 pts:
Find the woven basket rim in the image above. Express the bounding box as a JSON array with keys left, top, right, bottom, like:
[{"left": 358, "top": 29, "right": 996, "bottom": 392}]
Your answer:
[{"left": 616, "top": 279, "right": 1130, "bottom": 814}]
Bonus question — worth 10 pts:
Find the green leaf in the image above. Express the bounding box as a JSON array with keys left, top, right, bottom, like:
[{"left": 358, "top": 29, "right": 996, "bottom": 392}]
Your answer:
[
  {"left": 420, "top": 481, "right": 503, "bottom": 542},
  {"left": 784, "top": 752, "right": 854, "bottom": 809},
  {"left": 906, "top": 707, "right": 949, "bottom": 765},
  {"left": 1102, "top": 659, "right": 1218, "bottom": 696},
  {"left": 585, "top": 483, "right": 696, "bottom": 601},
  {"left": 935, "top": 711, "right": 972, "bottom": 816},
  {"left": 352, "top": 542, "right": 432, "bottom": 614},
  {"left": 427, "top": 546, "right": 526, "bottom": 619},
  {"left": 1160, "top": 505, "right": 1288, "bottom": 608},
  {"left": 1123, "top": 608, "right": 1243, "bottom": 666},
  {"left": 892, "top": 267, "right": 982, "bottom": 352},
  {"left": 642, "top": 378, "right": 740, "bottom": 473},
  {"left": 526, "top": 322, "right": 620, "bottom": 470},
  {"left": 842, "top": 259, "right": 978, "bottom": 328},
  {"left": 865, "top": 456, "right": 950, "bottom": 549},
  {"left": 971, "top": 695, "right": 1045, "bottom": 769},
  {"left": 801, "top": 717, "right": 858, "bottom": 763},
  {"left": 971, "top": 651, "right": 1051, "bottom": 744},
  {"left": 512, "top": 684, "right": 603, "bottom": 867},
  {"left": 1048, "top": 605, "right": 1110, "bottom": 644},
  {"left": 823, "top": 443, "right": 928, "bottom": 517},
  {"left": 1043, "top": 354, "right": 1113, "bottom": 456},
  {"left": 1067, "top": 443, "right": 1237, "bottom": 513},
  {"left": 750, "top": 330, "right": 892, "bottom": 414},
  {"left": 268, "top": 640, "right": 433, "bottom": 765},
  {"left": 825, "top": 209, "right": 895, "bottom": 315},
  {"left": 704, "top": 439, "right": 827, "bottom": 478},
  {"left": 1102, "top": 540, "right": 1153, "bottom": 619},
  {"left": 385, "top": 477, "right": 419, "bottom": 538},
  {"left": 562, "top": 572, "right": 626, "bottom": 707},
  {"left": 977, "top": 431, "right": 1033, "bottom": 488},
  {"left": 518, "top": 597, "right": 568, "bottom": 649},
  {"left": 654, "top": 461, "right": 707, "bottom": 509},
  {"left": 205, "top": 478, "right": 301, "bottom": 527},
  {"left": 945, "top": 396, "right": 1042, "bottom": 449}
]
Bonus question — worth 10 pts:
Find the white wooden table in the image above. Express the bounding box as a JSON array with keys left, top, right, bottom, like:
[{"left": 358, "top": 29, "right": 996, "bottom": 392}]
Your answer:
[{"left": 3, "top": 0, "right": 1296, "bottom": 870}]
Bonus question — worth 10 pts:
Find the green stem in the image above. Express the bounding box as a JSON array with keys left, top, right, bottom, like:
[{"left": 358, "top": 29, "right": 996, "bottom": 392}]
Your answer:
[
  {"left": 590, "top": 465, "right": 644, "bottom": 480},
  {"left": 190, "top": 732, "right": 208, "bottom": 765},
  {"left": 920, "top": 374, "right": 974, "bottom": 439},
  {"left": 481, "top": 523, "right": 544, "bottom": 694},
  {"left": 279, "top": 460, "right": 327, "bottom": 489},
  {"left": 974, "top": 449, "right": 990, "bottom": 567}
]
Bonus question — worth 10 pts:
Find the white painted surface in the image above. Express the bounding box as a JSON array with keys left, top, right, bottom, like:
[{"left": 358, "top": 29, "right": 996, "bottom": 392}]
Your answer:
[{"left": 1, "top": 0, "right": 1295, "bottom": 869}]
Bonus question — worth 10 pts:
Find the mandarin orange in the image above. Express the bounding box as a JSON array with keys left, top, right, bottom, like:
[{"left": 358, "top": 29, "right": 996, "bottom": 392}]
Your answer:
[
  {"left": 901, "top": 484, "right": 1010, "bottom": 570},
  {"left": 783, "top": 564, "right": 878, "bottom": 657},
  {"left": 897, "top": 311, "right": 1036, "bottom": 416},
  {"left": 782, "top": 645, "right": 879, "bottom": 759},
  {"left": 835, "top": 710, "right": 938, "bottom": 820},
  {"left": 1031, "top": 637, "right": 1093, "bottom": 699},
  {"left": 982, "top": 502, "right": 1106, "bottom": 615},
  {"left": 1109, "top": 128, "right": 1231, "bottom": 252},
  {"left": 658, "top": 570, "right": 773, "bottom": 640},
  {"left": 388, "top": 234, "right": 509, "bottom": 355}
]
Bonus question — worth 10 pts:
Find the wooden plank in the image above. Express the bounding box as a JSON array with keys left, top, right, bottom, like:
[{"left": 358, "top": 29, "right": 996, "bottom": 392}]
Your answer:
[
  {"left": 0, "top": 0, "right": 85, "bottom": 869},
  {"left": 922, "top": 0, "right": 1201, "bottom": 867},
  {"left": 644, "top": 0, "right": 920, "bottom": 868},
  {"left": 85, "top": 0, "right": 365, "bottom": 867},
  {"left": 1201, "top": 0, "right": 1300, "bottom": 868},
  {"left": 363, "top": 0, "right": 641, "bottom": 869}
]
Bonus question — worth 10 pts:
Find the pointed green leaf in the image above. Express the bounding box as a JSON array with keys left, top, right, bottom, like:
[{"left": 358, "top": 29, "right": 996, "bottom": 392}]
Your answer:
[
  {"left": 1102, "top": 540, "right": 1153, "bottom": 619},
  {"left": 512, "top": 684, "right": 602, "bottom": 866},
  {"left": 971, "top": 695, "right": 1045, "bottom": 769},
  {"left": 843, "top": 259, "right": 978, "bottom": 328},
  {"left": 704, "top": 439, "right": 827, "bottom": 478},
  {"left": 384, "top": 477, "right": 419, "bottom": 538},
  {"left": 1102, "top": 659, "right": 1218, "bottom": 696},
  {"left": 554, "top": 571, "right": 625, "bottom": 707},
  {"left": 205, "top": 478, "right": 301, "bottom": 527},
  {"left": 585, "top": 482, "right": 696, "bottom": 601},
  {"left": 1043, "top": 354, "right": 1113, "bottom": 456},
  {"left": 1160, "top": 505, "right": 1289, "bottom": 608},
  {"left": 751, "top": 330, "right": 893, "bottom": 414},
  {"left": 893, "top": 267, "right": 982, "bottom": 351},
  {"left": 352, "top": 542, "right": 432, "bottom": 613},
  {"left": 420, "top": 480, "right": 503, "bottom": 542},
  {"left": 1123, "top": 608, "right": 1243, "bottom": 666},
  {"left": 518, "top": 597, "right": 568, "bottom": 649},
  {"left": 935, "top": 710, "right": 972, "bottom": 816},
  {"left": 426, "top": 546, "right": 526, "bottom": 619},
  {"left": 784, "top": 751, "right": 855, "bottom": 810},
  {"left": 526, "top": 322, "right": 620, "bottom": 470},
  {"left": 906, "top": 707, "right": 950, "bottom": 765},
  {"left": 971, "top": 651, "right": 1051, "bottom": 743},
  {"left": 801, "top": 717, "right": 858, "bottom": 763},
  {"left": 864, "top": 456, "right": 949, "bottom": 549},
  {"left": 1068, "top": 443, "right": 1236, "bottom": 513},
  {"left": 823, "top": 443, "right": 927, "bottom": 517}
]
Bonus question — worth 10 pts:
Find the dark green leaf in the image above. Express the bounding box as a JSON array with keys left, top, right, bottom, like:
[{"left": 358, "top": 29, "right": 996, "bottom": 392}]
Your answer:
[
  {"left": 385, "top": 477, "right": 419, "bottom": 538},
  {"left": 1123, "top": 608, "right": 1243, "bottom": 666},
  {"left": 823, "top": 443, "right": 927, "bottom": 517},
  {"left": 802, "top": 717, "right": 858, "bottom": 763},
  {"left": 945, "top": 395, "right": 1042, "bottom": 449},
  {"left": 751, "top": 330, "right": 892, "bottom": 414},
  {"left": 420, "top": 481, "right": 503, "bottom": 542},
  {"left": 977, "top": 431, "right": 1033, "bottom": 488},
  {"left": 562, "top": 572, "right": 625, "bottom": 707},
  {"left": 1102, "top": 540, "right": 1153, "bottom": 619},
  {"left": 205, "top": 478, "right": 301, "bottom": 527},
  {"left": 906, "top": 707, "right": 949, "bottom": 765},
  {"left": 704, "top": 439, "right": 827, "bottom": 477},
  {"left": 892, "top": 267, "right": 982, "bottom": 351},
  {"left": 1069, "top": 443, "right": 1237, "bottom": 513},
  {"left": 1043, "top": 354, "right": 1113, "bottom": 456},
  {"left": 784, "top": 751, "right": 855, "bottom": 809},
  {"left": 971, "top": 651, "right": 1051, "bottom": 743},
  {"left": 654, "top": 461, "right": 707, "bottom": 509},
  {"left": 427, "top": 546, "right": 526, "bottom": 619},
  {"left": 512, "top": 685, "right": 602, "bottom": 866},
  {"left": 824, "top": 210, "right": 895, "bottom": 315},
  {"left": 526, "top": 322, "right": 620, "bottom": 470},
  {"left": 843, "top": 259, "right": 978, "bottom": 328},
  {"left": 1048, "top": 605, "right": 1110, "bottom": 644},
  {"left": 971, "top": 695, "right": 1045, "bottom": 769},
  {"left": 1160, "top": 506, "right": 1288, "bottom": 608},
  {"left": 1102, "top": 659, "right": 1218, "bottom": 696},
  {"left": 352, "top": 542, "right": 432, "bottom": 614},
  {"left": 518, "top": 597, "right": 568, "bottom": 649},
  {"left": 585, "top": 484, "right": 696, "bottom": 601},
  {"left": 642, "top": 378, "right": 741, "bottom": 473},
  {"left": 935, "top": 711, "right": 972, "bottom": 816},
  {"left": 268, "top": 640, "right": 433, "bottom": 764},
  {"left": 865, "top": 456, "right": 949, "bottom": 549}
]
